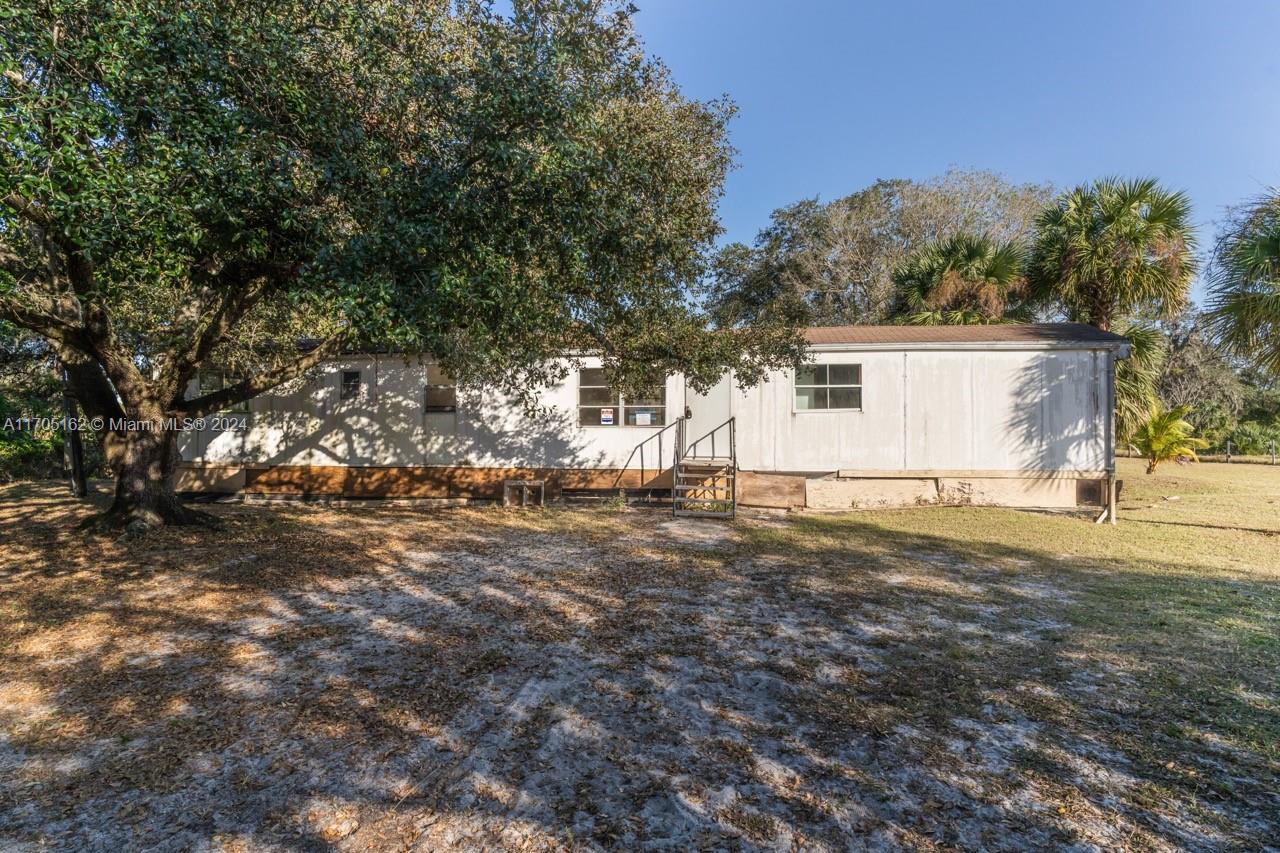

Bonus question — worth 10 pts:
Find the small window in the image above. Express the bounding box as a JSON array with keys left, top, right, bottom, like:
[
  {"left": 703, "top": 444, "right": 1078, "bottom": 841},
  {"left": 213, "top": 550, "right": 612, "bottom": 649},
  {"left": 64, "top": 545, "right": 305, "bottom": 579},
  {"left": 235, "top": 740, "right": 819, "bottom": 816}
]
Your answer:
[
  {"left": 198, "top": 370, "right": 223, "bottom": 398},
  {"left": 424, "top": 364, "right": 457, "bottom": 413},
  {"left": 623, "top": 389, "right": 666, "bottom": 426},
  {"left": 195, "top": 369, "right": 249, "bottom": 412},
  {"left": 795, "top": 363, "right": 862, "bottom": 411},
  {"left": 577, "top": 368, "right": 666, "bottom": 426},
  {"left": 578, "top": 368, "right": 620, "bottom": 426},
  {"left": 340, "top": 370, "right": 362, "bottom": 401}
]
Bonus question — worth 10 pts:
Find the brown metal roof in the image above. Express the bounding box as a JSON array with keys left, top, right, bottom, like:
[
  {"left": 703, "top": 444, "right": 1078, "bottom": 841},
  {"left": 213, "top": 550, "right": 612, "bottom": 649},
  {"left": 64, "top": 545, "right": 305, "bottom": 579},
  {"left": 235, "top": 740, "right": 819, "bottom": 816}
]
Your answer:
[{"left": 802, "top": 323, "right": 1128, "bottom": 347}]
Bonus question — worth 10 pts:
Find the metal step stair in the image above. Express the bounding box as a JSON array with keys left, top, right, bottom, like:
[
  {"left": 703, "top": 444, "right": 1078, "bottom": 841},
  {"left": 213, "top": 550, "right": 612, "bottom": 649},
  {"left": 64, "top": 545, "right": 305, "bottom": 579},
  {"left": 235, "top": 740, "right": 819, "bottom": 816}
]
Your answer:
[{"left": 674, "top": 419, "right": 736, "bottom": 519}]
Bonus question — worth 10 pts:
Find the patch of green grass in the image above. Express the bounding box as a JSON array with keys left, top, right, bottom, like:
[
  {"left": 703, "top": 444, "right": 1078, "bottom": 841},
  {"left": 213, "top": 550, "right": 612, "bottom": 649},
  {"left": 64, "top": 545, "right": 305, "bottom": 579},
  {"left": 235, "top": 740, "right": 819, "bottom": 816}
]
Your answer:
[
  {"left": 745, "top": 458, "right": 1280, "bottom": 580},
  {"left": 738, "top": 459, "right": 1280, "bottom": 835}
]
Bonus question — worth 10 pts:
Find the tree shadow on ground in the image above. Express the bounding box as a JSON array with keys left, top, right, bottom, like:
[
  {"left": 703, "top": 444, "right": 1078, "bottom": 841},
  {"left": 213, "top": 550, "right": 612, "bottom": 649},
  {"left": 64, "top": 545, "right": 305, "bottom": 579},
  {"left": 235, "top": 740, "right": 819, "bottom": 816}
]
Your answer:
[
  {"left": 1, "top": 486, "right": 1276, "bottom": 851},
  {"left": 1124, "top": 517, "right": 1280, "bottom": 536}
]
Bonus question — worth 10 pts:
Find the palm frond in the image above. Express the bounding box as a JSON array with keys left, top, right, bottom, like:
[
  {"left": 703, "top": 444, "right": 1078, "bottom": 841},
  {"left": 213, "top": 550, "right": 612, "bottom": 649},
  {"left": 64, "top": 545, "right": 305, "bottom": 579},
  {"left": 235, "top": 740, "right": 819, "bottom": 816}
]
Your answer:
[
  {"left": 1113, "top": 320, "right": 1166, "bottom": 442},
  {"left": 1206, "top": 191, "right": 1280, "bottom": 377},
  {"left": 1132, "top": 401, "right": 1209, "bottom": 473},
  {"left": 890, "top": 233, "right": 1028, "bottom": 325},
  {"left": 1028, "top": 177, "right": 1197, "bottom": 327}
]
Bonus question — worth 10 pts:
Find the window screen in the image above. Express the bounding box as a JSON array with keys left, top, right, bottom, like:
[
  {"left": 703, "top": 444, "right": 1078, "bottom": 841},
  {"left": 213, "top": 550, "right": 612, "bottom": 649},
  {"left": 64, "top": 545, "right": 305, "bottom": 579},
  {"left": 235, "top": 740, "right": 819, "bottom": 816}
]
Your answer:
[
  {"left": 623, "top": 387, "right": 666, "bottom": 426},
  {"left": 578, "top": 368, "right": 620, "bottom": 426},
  {"left": 340, "top": 370, "right": 362, "bottom": 401},
  {"left": 424, "top": 364, "right": 457, "bottom": 412},
  {"left": 578, "top": 368, "right": 666, "bottom": 426},
  {"left": 794, "top": 363, "right": 862, "bottom": 410}
]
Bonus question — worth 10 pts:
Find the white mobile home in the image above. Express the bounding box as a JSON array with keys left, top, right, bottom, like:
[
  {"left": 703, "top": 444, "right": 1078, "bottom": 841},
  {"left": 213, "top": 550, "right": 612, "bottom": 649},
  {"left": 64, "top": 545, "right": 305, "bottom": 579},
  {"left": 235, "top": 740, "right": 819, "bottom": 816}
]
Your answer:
[{"left": 178, "top": 323, "right": 1129, "bottom": 513}]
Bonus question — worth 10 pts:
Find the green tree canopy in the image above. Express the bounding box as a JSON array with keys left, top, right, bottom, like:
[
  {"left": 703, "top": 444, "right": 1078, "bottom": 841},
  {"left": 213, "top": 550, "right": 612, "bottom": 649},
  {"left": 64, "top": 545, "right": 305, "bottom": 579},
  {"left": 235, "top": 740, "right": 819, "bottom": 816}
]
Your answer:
[
  {"left": 0, "top": 0, "right": 801, "bottom": 527},
  {"left": 1153, "top": 308, "right": 1243, "bottom": 445},
  {"left": 1206, "top": 191, "right": 1280, "bottom": 377},
  {"left": 1027, "top": 177, "right": 1197, "bottom": 331},
  {"left": 888, "top": 233, "right": 1030, "bottom": 325},
  {"left": 705, "top": 169, "right": 1052, "bottom": 328}
]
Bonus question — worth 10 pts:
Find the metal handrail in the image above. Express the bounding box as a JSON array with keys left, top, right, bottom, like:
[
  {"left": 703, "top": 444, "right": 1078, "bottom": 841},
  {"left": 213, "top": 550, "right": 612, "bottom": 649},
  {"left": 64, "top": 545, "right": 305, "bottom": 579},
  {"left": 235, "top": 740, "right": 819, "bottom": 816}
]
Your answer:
[
  {"left": 614, "top": 416, "right": 685, "bottom": 489},
  {"left": 684, "top": 416, "right": 736, "bottom": 462},
  {"left": 675, "top": 416, "right": 737, "bottom": 520}
]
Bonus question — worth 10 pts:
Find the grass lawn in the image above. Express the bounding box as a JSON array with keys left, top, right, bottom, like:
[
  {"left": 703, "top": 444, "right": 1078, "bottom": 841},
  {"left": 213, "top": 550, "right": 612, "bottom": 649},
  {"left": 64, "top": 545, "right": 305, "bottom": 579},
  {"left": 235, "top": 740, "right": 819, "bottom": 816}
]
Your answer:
[{"left": 1, "top": 457, "right": 1277, "bottom": 851}]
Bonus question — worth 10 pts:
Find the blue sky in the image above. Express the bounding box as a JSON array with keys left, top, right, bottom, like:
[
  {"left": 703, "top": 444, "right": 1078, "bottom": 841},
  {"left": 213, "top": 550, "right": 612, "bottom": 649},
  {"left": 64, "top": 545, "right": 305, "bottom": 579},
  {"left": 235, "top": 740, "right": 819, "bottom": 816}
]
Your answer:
[{"left": 631, "top": 0, "right": 1280, "bottom": 300}]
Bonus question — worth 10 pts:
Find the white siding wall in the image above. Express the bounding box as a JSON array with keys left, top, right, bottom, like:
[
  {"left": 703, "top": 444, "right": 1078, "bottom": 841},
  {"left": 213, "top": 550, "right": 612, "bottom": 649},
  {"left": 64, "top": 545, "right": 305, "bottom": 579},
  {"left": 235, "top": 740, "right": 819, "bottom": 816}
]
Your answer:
[
  {"left": 181, "top": 356, "right": 683, "bottom": 470},
  {"left": 733, "top": 348, "right": 1110, "bottom": 473},
  {"left": 732, "top": 351, "right": 907, "bottom": 472},
  {"left": 181, "top": 346, "right": 1112, "bottom": 474}
]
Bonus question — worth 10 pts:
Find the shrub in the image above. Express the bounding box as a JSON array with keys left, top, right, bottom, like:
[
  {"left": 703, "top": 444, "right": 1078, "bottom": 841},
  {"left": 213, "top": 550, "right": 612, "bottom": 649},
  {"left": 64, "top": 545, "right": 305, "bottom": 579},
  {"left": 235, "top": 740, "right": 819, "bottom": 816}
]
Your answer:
[
  {"left": 0, "top": 432, "right": 64, "bottom": 481},
  {"left": 1227, "top": 420, "right": 1280, "bottom": 455},
  {"left": 1132, "top": 403, "right": 1209, "bottom": 474}
]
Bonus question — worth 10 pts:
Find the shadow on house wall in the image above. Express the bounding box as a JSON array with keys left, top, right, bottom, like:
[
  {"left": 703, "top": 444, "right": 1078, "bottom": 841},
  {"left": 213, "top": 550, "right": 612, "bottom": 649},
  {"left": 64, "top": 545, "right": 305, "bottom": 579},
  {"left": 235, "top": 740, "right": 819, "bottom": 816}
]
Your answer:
[
  {"left": 180, "top": 364, "right": 685, "bottom": 496},
  {"left": 1004, "top": 350, "right": 1109, "bottom": 473}
]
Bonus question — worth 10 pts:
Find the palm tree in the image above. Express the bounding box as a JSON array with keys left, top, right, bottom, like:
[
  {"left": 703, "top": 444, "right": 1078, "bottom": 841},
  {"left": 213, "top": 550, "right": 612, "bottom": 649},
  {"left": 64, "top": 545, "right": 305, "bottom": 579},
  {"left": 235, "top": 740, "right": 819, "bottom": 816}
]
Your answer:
[
  {"left": 1028, "top": 177, "right": 1197, "bottom": 331},
  {"left": 1131, "top": 403, "right": 1209, "bottom": 474},
  {"left": 890, "top": 233, "right": 1030, "bottom": 325},
  {"left": 1112, "top": 320, "right": 1167, "bottom": 442},
  {"left": 1028, "top": 178, "right": 1195, "bottom": 439},
  {"left": 1206, "top": 192, "right": 1280, "bottom": 377}
]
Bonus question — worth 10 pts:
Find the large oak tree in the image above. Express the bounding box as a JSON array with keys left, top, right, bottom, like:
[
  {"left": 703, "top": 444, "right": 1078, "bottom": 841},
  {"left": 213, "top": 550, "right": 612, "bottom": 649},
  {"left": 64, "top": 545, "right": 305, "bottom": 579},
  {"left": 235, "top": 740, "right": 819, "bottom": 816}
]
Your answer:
[{"left": 1, "top": 0, "right": 800, "bottom": 528}]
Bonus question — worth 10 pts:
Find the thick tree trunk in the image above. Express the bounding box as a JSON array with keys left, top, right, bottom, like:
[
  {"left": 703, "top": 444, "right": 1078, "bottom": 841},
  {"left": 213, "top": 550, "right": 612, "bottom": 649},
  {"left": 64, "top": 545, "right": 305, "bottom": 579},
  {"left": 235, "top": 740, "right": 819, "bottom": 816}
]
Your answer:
[
  {"left": 48, "top": 325, "right": 343, "bottom": 531},
  {"left": 57, "top": 345, "right": 129, "bottom": 470},
  {"left": 87, "top": 417, "right": 214, "bottom": 531},
  {"left": 52, "top": 346, "right": 211, "bottom": 531}
]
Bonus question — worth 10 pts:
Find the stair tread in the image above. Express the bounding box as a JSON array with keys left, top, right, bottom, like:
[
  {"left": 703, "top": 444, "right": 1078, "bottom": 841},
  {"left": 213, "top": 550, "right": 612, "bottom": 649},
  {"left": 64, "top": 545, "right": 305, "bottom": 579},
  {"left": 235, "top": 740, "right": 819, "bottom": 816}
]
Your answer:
[{"left": 673, "top": 421, "right": 735, "bottom": 518}]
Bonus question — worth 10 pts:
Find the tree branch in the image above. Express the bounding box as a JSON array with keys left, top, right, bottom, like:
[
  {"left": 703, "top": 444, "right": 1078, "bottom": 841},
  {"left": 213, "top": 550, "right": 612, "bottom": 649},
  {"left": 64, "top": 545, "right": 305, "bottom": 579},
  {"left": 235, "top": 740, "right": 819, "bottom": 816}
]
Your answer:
[
  {"left": 0, "top": 293, "right": 86, "bottom": 347},
  {"left": 57, "top": 344, "right": 126, "bottom": 424},
  {"left": 156, "top": 271, "right": 275, "bottom": 396},
  {"left": 2, "top": 193, "right": 96, "bottom": 299},
  {"left": 177, "top": 331, "right": 347, "bottom": 418},
  {"left": 2, "top": 193, "right": 54, "bottom": 229}
]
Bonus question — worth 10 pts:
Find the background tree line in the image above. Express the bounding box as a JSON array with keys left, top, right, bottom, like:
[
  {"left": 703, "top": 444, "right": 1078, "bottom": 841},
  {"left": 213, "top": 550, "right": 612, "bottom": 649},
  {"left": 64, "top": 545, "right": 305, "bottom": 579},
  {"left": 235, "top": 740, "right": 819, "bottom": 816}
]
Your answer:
[
  {"left": 4, "top": 167, "right": 1279, "bottom": 486},
  {"left": 706, "top": 171, "right": 1280, "bottom": 452}
]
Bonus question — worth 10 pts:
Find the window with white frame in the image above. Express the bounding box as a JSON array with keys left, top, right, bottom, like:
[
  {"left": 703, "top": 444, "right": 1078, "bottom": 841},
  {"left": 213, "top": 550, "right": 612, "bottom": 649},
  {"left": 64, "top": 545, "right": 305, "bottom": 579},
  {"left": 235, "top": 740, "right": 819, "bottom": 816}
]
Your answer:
[
  {"left": 424, "top": 364, "right": 457, "bottom": 412},
  {"left": 794, "top": 363, "right": 862, "bottom": 411},
  {"left": 577, "top": 368, "right": 666, "bottom": 426}
]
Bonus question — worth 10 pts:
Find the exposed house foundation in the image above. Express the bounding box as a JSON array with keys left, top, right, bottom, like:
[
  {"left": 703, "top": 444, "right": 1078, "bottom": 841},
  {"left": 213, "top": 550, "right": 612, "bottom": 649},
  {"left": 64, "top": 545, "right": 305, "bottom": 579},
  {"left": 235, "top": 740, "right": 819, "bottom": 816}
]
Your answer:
[{"left": 178, "top": 463, "right": 1106, "bottom": 511}]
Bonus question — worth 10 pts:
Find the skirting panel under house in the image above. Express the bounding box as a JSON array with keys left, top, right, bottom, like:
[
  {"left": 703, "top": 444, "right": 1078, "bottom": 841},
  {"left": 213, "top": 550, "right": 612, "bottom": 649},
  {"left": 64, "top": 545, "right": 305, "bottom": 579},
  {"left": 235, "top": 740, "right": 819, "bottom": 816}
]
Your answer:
[
  {"left": 177, "top": 464, "right": 673, "bottom": 500},
  {"left": 177, "top": 464, "right": 1103, "bottom": 510}
]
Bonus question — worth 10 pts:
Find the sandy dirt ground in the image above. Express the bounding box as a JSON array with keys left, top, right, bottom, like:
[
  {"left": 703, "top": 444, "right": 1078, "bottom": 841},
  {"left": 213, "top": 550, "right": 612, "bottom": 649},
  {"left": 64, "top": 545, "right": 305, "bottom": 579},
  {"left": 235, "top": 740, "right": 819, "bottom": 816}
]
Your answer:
[{"left": 1, "top": 482, "right": 1276, "bottom": 851}]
